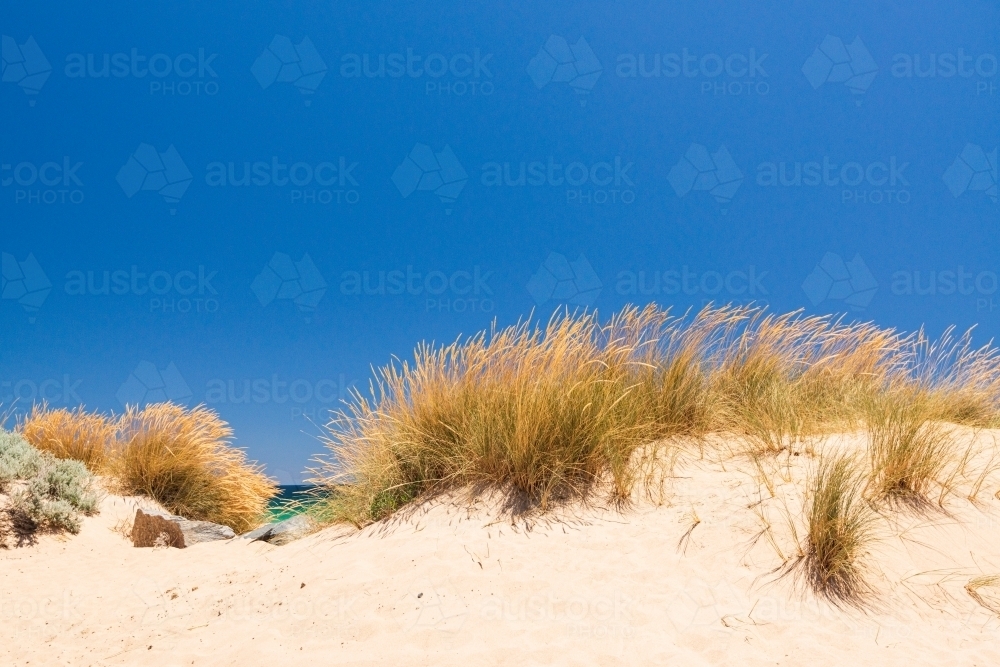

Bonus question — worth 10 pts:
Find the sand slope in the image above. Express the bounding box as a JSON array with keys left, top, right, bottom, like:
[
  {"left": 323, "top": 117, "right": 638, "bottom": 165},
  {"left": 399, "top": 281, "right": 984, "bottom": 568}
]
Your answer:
[{"left": 3, "top": 434, "right": 1000, "bottom": 666}]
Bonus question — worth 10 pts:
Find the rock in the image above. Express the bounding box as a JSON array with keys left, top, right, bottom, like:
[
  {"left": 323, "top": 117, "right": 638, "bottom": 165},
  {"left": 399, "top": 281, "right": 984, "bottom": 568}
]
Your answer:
[
  {"left": 131, "top": 509, "right": 235, "bottom": 548},
  {"left": 240, "top": 522, "right": 276, "bottom": 541},
  {"left": 241, "top": 514, "right": 317, "bottom": 546}
]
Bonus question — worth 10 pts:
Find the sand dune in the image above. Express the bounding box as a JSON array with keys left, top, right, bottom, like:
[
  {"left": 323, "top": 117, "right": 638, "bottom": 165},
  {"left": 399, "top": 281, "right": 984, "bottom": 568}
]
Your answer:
[{"left": 3, "top": 433, "right": 1000, "bottom": 666}]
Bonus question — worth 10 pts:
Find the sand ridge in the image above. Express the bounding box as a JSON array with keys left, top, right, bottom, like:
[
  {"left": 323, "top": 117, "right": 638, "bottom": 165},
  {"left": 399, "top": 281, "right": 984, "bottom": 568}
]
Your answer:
[{"left": 3, "top": 433, "right": 1000, "bottom": 666}]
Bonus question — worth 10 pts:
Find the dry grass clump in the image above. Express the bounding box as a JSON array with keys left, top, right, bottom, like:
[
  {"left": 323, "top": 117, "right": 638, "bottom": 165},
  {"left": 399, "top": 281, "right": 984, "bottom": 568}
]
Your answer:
[
  {"left": 20, "top": 404, "right": 117, "bottom": 471},
  {"left": 864, "top": 391, "right": 954, "bottom": 507},
  {"left": 905, "top": 326, "right": 1000, "bottom": 427},
  {"left": 313, "top": 304, "right": 1000, "bottom": 528},
  {"left": 709, "top": 311, "right": 900, "bottom": 455},
  {"left": 315, "top": 306, "right": 685, "bottom": 524},
  {"left": 966, "top": 575, "right": 1000, "bottom": 616},
  {"left": 109, "top": 404, "right": 276, "bottom": 533},
  {"left": 798, "top": 453, "right": 877, "bottom": 606},
  {"left": 10, "top": 402, "right": 276, "bottom": 534}
]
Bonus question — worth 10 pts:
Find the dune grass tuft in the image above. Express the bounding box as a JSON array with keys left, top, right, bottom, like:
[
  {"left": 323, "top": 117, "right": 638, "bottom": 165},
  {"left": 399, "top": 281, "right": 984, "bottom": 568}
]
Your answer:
[
  {"left": 864, "top": 391, "right": 954, "bottom": 507},
  {"left": 20, "top": 404, "right": 117, "bottom": 471},
  {"left": 709, "top": 312, "right": 899, "bottom": 454},
  {"left": 312, "top": 304, "right": 1000, "bottom": 528},
  {"left": 10, "top": 403, "right": 277, "bottom": 534},
  {"left": 799, "top": 453, "right": 876, "bottom": 606},
  {"left": 313, "top": 305, "right": 687, "bottom": 524},
  {"left": 109, "top": 403, "right": 276, "bottom": 533},
  {"left": 966, "top": 575, "right": 1000, "bottom": 616}
]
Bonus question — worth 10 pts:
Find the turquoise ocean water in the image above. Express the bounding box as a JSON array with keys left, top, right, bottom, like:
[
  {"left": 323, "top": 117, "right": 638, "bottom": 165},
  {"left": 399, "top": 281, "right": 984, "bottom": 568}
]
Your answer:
[{"left": 267, "top": 485, "right": 318, "bottom": 522}]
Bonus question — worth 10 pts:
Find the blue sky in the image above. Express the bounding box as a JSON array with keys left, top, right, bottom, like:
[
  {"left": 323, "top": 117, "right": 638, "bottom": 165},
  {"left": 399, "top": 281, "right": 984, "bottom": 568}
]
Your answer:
[{"left": 1, "top": 1, "right": 997, "bottom": 482}]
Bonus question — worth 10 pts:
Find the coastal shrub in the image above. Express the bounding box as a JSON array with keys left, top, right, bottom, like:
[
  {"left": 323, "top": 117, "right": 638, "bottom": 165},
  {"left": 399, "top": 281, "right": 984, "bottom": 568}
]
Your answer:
[
  {"left": 0, "top": 430, "right": 100, "bottom": 536},
  {"left": 110, "top": 403, "right": 276, "bottom": 533},
  {"left": 0, "top": 430, "right": 45, "bottom": 488},
  {"left": 29, "top": 458, "right": 100, "bottom": 515},
  {"left": 20, "top": 405, "right": 117, "bottom": 471},
  {"left": 10, "top": 491, "right": 84, "bottom": 533},
  {"left": 312, "top": 304, "right": 1000, "bottom": 526}
]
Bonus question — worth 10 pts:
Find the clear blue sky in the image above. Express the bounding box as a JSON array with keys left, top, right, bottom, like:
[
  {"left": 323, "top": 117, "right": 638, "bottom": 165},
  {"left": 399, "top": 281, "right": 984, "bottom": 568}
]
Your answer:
[{"left": 1, "top": 1, "right": 997, "bottom": 482}]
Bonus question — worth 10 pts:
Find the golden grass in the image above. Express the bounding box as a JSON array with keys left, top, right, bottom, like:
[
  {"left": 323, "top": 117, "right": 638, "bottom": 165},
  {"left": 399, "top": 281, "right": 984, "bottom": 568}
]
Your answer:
[
  {"left": 313, "top": 306, "right": 679, "bottom": 524},
  {"left": 19, "top": 405, "right": 117, "bottom": 471},
  {"left": 799, "top": 453, "right": 876, "bottom": 606},
  {"left": 709, "top": 312, "right": 900, "bottom": 453},
  {"left": 312, "top": 304, "right": 1000, "bottom": 529},
  {"left": 966, "top": 575, "right": 1000, "bottom": 616},
  {"left": 14, "top": 402, "right": 276, "bottom": 533},
  {"left": 109, "top": 403, "right": 275, "bottom": 533},
  {"left": 863, "top": 391, "right": 955, "bottom": 507}
]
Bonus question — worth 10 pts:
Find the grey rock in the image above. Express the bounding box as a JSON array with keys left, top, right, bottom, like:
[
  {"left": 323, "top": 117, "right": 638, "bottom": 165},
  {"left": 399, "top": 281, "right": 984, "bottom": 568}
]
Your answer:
[
  {"left": 132, "top": 509, "right": 235, "bottom": 548},
  {"left": 241, "top": 514, "right": 317, "bottom": 546},
  {"left": 241, "top": 522, "right": 276, "bottom": 541}
]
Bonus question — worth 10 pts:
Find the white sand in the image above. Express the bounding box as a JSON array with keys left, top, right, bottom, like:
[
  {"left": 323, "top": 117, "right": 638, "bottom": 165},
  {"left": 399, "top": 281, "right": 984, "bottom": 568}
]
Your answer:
[{"left": 3, "top": 432, "right": 1000, "bottom": 666}]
